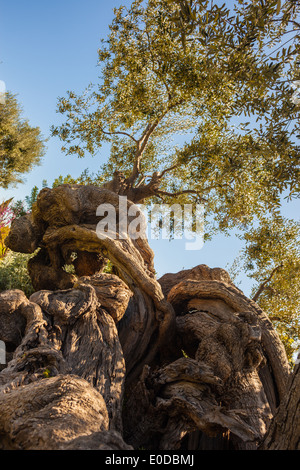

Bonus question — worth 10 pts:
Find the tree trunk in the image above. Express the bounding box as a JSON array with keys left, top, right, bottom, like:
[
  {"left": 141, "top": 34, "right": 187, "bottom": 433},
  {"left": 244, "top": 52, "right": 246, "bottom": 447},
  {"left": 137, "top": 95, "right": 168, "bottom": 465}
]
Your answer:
[{"left": 0, "top": 184, "right": 297, "bottom": 450}]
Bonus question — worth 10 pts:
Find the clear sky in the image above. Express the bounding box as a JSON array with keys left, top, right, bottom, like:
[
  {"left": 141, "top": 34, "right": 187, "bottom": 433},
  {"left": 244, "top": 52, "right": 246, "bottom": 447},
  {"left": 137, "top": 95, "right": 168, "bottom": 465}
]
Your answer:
[{"left": 0, "top": 0, "right": 299, "bottom": 296}]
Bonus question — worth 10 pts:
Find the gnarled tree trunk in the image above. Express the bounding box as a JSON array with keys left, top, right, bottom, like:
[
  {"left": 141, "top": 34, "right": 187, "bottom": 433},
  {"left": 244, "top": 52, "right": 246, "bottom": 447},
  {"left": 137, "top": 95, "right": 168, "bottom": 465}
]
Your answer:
[{"left": 0, "top": 184, "right": 297, "bottom": 450}]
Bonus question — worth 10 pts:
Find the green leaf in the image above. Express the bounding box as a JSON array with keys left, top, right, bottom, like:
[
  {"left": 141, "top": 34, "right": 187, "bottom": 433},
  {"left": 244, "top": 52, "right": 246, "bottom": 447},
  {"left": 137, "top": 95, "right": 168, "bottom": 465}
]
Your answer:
[{"left": 276, "top": 0, "right": 281, "bottom": 16}]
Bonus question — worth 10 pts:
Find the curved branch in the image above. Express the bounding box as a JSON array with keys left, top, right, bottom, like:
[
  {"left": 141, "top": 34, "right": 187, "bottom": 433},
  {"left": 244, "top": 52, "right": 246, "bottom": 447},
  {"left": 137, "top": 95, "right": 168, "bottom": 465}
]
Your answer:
[
  {"left": 100, "top": 128, "right": 138, "bottom": 143},
  {"left": 252, "top": 264, "right": 283, "bottom": 302}
]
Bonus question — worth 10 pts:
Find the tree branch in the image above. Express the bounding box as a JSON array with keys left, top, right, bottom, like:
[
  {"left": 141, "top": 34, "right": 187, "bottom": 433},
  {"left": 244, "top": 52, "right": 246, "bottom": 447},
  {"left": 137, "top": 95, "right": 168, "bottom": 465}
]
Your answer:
[
  {"left": 252, "top": 264, "right": 283, "bottom": 302},
  {"left": 156, "top": 189, "right": 207, "bottom": 202},
  {"left": 101, "top": 128, "right": 138, "bottom": 143}
]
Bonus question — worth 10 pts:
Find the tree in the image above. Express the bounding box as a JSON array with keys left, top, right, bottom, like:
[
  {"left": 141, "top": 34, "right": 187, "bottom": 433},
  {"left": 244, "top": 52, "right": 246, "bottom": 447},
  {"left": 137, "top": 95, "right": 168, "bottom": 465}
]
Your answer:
[
  {"left": 0, "top": 199, "right": 13, "bottom": 259},
  {"left": 0, "top": 0, "right": 299, "bottom": 451},
  {"left": 0, "top": 92, "right": 45, "bottom": 188},
  {"left": 51, "top": 0, "right": 299, "bottom": 233},
  {"left": 0, "top": 250, "right": 34, "bottom": 297}
]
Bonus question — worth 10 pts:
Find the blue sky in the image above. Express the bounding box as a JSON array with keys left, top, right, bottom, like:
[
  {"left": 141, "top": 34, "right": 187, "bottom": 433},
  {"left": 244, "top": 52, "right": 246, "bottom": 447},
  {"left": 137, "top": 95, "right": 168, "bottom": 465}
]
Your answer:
[{"left": 0, "top": 0, "right": 299, "bottom": 296}]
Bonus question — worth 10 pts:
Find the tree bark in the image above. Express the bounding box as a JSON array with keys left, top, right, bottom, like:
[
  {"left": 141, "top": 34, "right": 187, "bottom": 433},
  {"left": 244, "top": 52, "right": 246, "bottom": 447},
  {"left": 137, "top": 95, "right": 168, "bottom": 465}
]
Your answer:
[
  {"left": 260, "top": 358, "right": 300, "bottom": 450},
  {"left": 0, "top": 184, "right": 297, "bottom": 450}
]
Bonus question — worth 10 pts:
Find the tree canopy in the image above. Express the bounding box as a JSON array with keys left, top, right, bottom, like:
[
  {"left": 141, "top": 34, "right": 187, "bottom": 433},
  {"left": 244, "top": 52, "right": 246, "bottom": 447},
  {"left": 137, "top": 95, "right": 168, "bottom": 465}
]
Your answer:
[
  {"left": 52, "top": 0, "right": 299, "bottom": 233},
  {"left": 0, "top": 92, "right": 45, "bottom": 188}
]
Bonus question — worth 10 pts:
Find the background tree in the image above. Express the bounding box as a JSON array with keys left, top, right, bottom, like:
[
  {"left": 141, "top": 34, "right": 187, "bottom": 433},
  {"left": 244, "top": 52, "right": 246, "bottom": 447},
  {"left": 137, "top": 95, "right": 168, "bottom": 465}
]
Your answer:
[
  {"left": 0, "top": 91, "right": 45, "bottom": 188},
  {"left": 229, "top": 216, "right": 300, "bottom": 362}
]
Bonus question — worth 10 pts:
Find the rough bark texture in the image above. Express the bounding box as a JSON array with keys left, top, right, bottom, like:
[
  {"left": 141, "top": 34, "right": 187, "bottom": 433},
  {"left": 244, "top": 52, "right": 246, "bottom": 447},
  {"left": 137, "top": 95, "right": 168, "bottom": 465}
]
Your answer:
[
  {"left": 0, "top": 184, "right": 297, "bottom": 450},
  {"left": 0, "top": 286, "right": 129, "bottom": 449},
  {"left": 260, "top": 358, "right": 300, "bottom": 450}
]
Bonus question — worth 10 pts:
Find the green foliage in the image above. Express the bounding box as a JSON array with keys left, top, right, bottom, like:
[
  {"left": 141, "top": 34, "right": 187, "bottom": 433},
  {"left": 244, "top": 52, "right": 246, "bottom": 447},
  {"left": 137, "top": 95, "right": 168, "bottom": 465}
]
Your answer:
[
  {"left": 42, "top": 368, "right": 51, "bottom": 378},
  {"left": 103, "top": 259, "right": 114, "bottom": 274},
  {"left": 51, "top": 0, "right": 299, "bottom": 236},
  {"left": 51, "top": 169, "right": 103, "bottom": 188},
  {"left": 0, "top": 198, "right": 14, "bottom": 259},
  {"left": 49, "top": 0, "right": 300, "bottom": 360},
  {"left": 0, "top": 251, "right": 34, "bottom": 297},
  {"left": 10, "top": 200, "right": 27, "bottom": 219},
  {"left": 230, "top": 216, "right": 300, "bottom": 363},
  {"left": 0, "top": 92, "right": 45, "bottom": 188},
  {"left": 25, "top": 185, "right": 40, "bottom": 210},
  {"left": 16, "top": 0, "right": 300, "bottom": 362}
]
